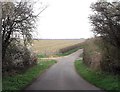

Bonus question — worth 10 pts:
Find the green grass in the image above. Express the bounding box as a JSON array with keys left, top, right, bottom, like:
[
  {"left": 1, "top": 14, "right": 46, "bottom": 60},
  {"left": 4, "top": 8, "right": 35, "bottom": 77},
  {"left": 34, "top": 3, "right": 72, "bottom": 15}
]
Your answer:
[
  {"left": 56, "top": 48, "right": 80, "bottom": 56},
  {"left": 37, "top": 48, "right": 80, "bottom": 58},
  {"left": 75, "top": 60, "right": 120, "bottom": 92},
  {"left": 3, "top": 60, "right": 56, "bottom": 91},
  {"left": 37, "top": 54, "right": 47, "bottom": 58}
]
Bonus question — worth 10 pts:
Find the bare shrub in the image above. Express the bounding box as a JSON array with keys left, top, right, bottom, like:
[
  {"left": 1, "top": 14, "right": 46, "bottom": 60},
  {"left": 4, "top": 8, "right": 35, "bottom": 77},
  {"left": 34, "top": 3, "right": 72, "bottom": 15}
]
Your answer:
[
  {"left": 83, "top": 38, "right": 102, "bottom": 70},
  {"left": 83, "top": 37, "right": 120, "bottom": 74}
]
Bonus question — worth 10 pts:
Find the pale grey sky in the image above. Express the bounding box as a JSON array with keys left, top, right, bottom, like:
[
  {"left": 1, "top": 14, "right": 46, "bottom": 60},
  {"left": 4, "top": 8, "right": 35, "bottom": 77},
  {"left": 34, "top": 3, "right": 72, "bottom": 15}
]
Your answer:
[
  {"left": 1, "top": 0, "right": 115, "bottom": 39},
  {"left": 33, "top": 0, "right": 113, "bottom": 39}
]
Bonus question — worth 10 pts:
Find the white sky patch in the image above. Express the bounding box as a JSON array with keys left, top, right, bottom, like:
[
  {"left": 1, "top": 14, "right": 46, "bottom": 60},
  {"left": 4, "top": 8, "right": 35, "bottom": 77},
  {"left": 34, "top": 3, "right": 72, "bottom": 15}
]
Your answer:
[{"left": 32, "top": 0, "right": 113, "bottom": 39}]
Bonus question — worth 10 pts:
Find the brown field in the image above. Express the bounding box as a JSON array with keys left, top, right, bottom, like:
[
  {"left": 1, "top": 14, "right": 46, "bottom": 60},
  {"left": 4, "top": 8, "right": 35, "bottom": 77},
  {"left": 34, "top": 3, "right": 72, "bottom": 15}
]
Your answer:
[{"left": 31, "top": 39, "right": 85, "bottom": 55}]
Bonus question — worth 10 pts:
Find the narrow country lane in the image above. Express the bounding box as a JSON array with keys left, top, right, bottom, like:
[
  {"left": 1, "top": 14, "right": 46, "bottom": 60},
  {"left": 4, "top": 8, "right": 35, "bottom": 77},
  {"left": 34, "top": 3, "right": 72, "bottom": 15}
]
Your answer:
[{"left": 25, "top": 49, "right": 102, "bottom": 90}]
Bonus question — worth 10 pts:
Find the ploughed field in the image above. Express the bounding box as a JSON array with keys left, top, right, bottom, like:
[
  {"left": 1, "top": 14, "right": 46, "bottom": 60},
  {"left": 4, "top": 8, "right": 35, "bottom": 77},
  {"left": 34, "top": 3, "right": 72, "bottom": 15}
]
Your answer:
[{"left": 31, "top": 39, "right": 85, "bottom": 55}]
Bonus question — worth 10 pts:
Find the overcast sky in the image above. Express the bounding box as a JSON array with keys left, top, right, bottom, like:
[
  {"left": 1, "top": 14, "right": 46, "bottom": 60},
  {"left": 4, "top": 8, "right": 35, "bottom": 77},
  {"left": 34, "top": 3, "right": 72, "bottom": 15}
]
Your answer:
[{"left": 32, "top": 0, "right": 111, "bottom": 39}]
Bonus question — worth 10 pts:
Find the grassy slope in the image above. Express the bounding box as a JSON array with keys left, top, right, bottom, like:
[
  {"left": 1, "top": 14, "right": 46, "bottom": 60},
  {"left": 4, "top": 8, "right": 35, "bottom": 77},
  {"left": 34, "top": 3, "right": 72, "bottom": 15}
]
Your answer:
[
  {"left": 37, "top": 54, "right": 47, "bottom": 58},
  {"left": 3, "top": 60, "right": 56, "bottom": 91},
  {"left": 56, "top": 47, "right": 80, "bottom": 56},
  {"left": 75, "top": 60, "right": 120, "bottom": 92},
  {"left": 37, "top": 47, "right": 82, "bottom": 58}
]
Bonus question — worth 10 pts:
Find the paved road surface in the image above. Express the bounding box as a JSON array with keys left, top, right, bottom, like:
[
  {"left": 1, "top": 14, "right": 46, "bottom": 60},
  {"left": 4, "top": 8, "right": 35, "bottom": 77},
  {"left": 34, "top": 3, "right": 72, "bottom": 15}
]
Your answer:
[{"left": 25, "top": 49, "right": 102, "bottom": 90}]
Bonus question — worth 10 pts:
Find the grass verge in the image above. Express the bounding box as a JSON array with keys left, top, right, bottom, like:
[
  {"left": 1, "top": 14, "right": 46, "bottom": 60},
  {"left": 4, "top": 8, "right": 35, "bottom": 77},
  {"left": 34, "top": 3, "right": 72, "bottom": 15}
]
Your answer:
[
  {"left": 3, "top": 60, "right": 56, "bottom": 91},
  {"left": 56, "top": 48, "right": 80, "bottom": 56},
  {"left": 74, "top": 60, "right": 120, "bottom": 92},
  {"left": 37, "top": 54, "right": 47, "bottom": 58}
]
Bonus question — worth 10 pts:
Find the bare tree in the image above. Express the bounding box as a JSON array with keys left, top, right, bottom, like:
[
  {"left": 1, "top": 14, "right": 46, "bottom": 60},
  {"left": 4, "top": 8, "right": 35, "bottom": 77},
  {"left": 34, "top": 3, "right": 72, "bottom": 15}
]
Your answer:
[{"left": 1, "top": 1, "right": 47, "bottom": 60}]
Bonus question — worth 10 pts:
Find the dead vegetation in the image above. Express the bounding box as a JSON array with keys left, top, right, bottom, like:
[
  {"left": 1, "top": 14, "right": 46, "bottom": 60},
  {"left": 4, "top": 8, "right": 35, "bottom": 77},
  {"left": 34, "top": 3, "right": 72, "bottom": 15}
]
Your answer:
[
  {"left": 83, "top": 37, "right": 120, "bottom": 74},
  {"left": 83, "top": 38, "right": 102, "bottom": 70}
]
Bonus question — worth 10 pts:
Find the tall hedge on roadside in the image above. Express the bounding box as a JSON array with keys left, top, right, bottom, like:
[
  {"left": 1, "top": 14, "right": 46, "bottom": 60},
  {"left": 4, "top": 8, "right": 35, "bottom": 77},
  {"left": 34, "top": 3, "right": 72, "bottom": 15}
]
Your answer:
[{"left": 89, "top": 1, "right": 120, "bottom": 74}]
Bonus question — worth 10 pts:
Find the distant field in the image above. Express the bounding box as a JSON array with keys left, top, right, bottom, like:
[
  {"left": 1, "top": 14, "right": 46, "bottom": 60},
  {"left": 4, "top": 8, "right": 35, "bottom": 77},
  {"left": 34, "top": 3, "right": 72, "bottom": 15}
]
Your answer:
[{"left": 31, "top": 39, "right": 85, "bottom": 55}]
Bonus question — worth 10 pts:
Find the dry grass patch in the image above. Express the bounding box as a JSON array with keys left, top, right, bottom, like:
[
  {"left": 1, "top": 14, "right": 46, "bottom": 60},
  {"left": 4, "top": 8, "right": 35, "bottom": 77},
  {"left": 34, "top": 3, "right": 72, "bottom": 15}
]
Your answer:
[{"left": 32, "top": 39, "right": 85, "bottom": 55}]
